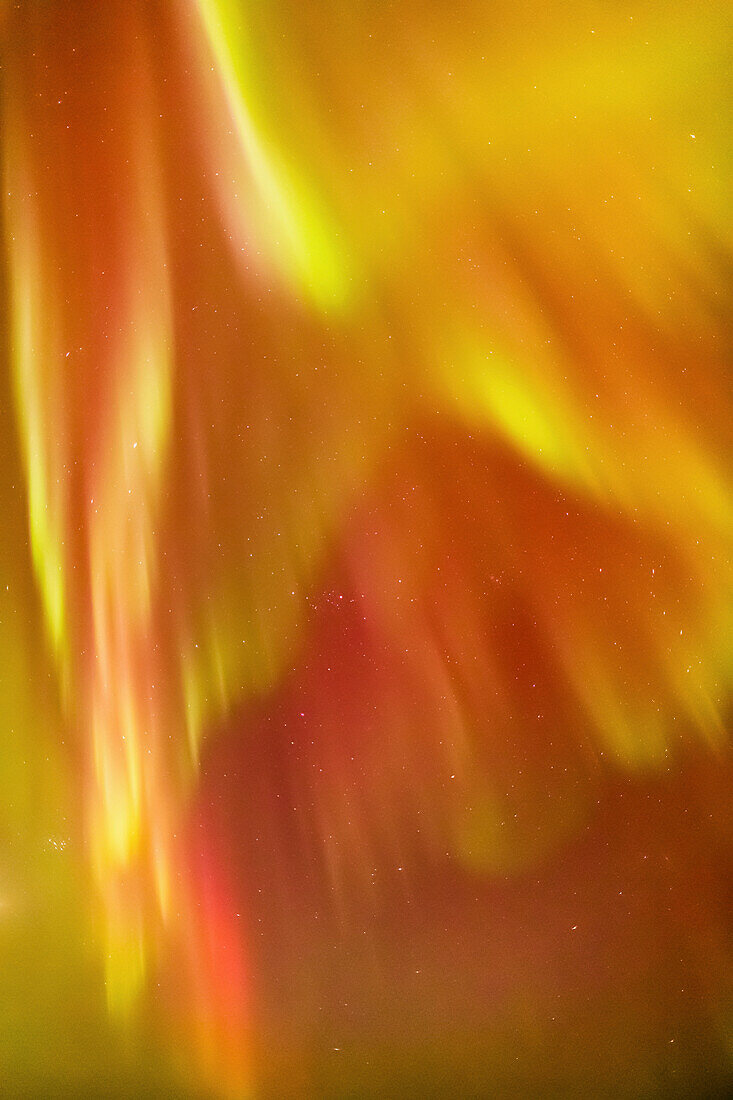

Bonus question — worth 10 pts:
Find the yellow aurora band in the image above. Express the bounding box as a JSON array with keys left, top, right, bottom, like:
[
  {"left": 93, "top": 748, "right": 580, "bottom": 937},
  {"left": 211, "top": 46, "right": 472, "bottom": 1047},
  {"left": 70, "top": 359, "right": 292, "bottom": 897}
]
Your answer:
[{"left": 1, "top": 1, "right": 731, "bottom": 1096}]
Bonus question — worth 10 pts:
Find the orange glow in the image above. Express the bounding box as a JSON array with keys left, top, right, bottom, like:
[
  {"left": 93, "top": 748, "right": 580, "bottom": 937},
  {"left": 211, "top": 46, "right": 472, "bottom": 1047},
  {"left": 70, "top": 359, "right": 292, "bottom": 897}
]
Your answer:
[{"left": 1, "top": 2, "right": 730, "bottom": 1095}]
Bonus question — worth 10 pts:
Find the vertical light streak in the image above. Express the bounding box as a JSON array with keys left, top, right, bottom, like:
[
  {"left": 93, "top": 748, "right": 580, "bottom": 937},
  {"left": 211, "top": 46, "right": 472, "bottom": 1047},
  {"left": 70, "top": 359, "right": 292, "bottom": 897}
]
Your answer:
[
  {"left": 192, "top": 0, "right": 351, "bottom": 310},
  {"left": 4, "top": 3, "right": 179, "bottom": 1020}
]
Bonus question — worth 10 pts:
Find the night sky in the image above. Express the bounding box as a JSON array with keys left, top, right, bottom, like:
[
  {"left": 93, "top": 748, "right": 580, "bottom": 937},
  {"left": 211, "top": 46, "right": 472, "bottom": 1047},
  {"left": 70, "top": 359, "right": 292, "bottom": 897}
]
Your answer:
[{"left": 1, "top": 2, "right": 731, "bottom": 1097}]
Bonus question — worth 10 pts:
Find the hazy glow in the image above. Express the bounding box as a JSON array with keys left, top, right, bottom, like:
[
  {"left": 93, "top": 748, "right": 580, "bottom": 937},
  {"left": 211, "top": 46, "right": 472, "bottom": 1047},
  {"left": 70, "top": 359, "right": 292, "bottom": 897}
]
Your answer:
[{"left": 1, "top": 2, "right": 730, "bottom": 1096}]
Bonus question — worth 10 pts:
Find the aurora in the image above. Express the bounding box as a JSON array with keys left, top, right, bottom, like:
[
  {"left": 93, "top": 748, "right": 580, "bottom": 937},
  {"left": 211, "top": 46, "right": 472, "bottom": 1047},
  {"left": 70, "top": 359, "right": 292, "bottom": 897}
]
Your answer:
[{"left": 1, "top": 2, "right": 730, "bottom": 1096}]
